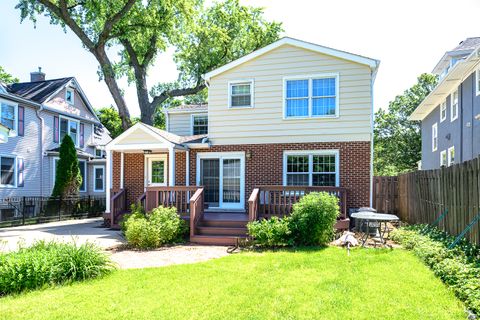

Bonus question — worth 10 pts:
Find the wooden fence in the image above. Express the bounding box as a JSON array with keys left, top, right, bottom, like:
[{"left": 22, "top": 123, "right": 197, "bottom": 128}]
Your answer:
[
  {"left": 373, "top": 157, "right": 480, "bottom": 245},
  {"left": 373, "top": 176, "right": 398, "bottom": 215}
]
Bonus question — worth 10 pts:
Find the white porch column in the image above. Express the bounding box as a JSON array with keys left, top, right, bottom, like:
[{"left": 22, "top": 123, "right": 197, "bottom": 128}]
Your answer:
[
  {"left": 120, "top": 152, "right": 124, "bottom": 189},
  {"left": 105, "top": 149, "right": 112, "bottom": 213},
  {"left": 185, "top": 150, "right": 190, "bottom": 186},
  {"left": 168, "top": 146, "right": 175, "bottom": 186}
]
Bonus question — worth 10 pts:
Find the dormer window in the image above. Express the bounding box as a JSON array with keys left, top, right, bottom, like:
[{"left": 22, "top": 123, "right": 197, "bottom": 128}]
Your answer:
[{"left": 66, "top": 88, "right": 74, "bottom": 105}]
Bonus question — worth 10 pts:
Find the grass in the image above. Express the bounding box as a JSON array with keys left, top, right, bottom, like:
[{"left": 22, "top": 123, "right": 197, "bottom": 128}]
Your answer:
[{"left": 0, "top": 247, "right": 466, "bottom": 320}]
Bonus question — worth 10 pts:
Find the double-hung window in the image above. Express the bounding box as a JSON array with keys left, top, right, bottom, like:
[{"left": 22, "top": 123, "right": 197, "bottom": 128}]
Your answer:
[
  {"left": 440, "top": 150, "right": 447, "bottom": 167},
  {"left": 59, "top": 117, "right": 79, "bottom": 146},
  {"left": 229, "top": 80, "right": 253, "bottom": 108},
  {"left": 476, "top": 69, "right": 480, "bottom": 96},
  {"left": 448, "top": 146, "right": 455, "bottom": 166},
  {"left": 284, "top": 74, "right": 339, "bottom": 118},
  {"left": 0, "top": 101, "right": 17, "bottom": 131},
  {"left": 432, "top": 123, "right": 438, "bottom": 152},
  {"left": 440, "top": 101, "right": 447, "bottom": 122},
  {"left": 284, "top": 151, "right": 339, "bottom": 187},
  {"left": 0, "top": 156, "right": 16, "bottom": 187},
  {"left": 93, "top": 165, "right": 105, "bottom": 192},
  {"left": 451, "top": 89, "right": 458, "bottom": 121},
  {"left": 192, "top": 114, "right": 208, "bottom": 135}
]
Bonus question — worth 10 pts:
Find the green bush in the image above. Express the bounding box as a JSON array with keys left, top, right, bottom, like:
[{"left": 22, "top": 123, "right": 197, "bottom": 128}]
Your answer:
[
  {"left": 289, "top": 192, "right": 340, "bottom": 246},
  {"left": 392, "top": 226, "right": 480, "bottom": 316},
  {"left": 0, "top": 241, "right": 113, "bottom": 295},
  {"left": 247, "top": 216, "right": 293, "bottom": 247},
  {"left": 124, "top": 206, "right": 187, "bottom": 249}
]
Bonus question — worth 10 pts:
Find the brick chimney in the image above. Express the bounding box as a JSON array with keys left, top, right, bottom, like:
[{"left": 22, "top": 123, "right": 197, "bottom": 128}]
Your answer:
[{"left": 30, "top": 67, "right": 45, "bottom": 82}]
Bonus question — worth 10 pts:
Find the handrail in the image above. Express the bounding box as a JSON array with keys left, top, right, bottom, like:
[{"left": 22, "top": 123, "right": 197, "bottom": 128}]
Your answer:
[
  {"left": 137, "top": 192, "right": 146, "bottom": 208},
  {"left": 189, "top": 188, "right": 204, "bottom": 238},
  {"left": 144, "top": 186, "right": 200, "bottom": 213},
  {"left": 110, "top": 188, "right": 126, "bottom": 226},
  {"left": 248, "top": 188, "right": 260, "bottom": 221}
]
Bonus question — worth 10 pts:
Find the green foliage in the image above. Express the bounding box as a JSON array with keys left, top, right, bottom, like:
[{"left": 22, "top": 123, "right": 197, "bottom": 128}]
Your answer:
[
  {"left": 247, "top": 216, "right": 293, "bottom": 247},
  {"left": 52, "top": 135, "right": 82, "bottom": 198},
  {"left": 96, "top": 106, "right": 140, "bottom": 138},
  {"left": 0, "top": 240, "right": 113, "bottom": 295},
  {"left": 123, "top": 206, "right": 187, "bottom": 249},
  {"left": 0, "top": 66, "right": 19, "bottom": 84},
  {"left": 374, "top": 73, "right": 438, "bottom": 175},
  {"left": 392, "top": 226, "right": 480, "bottom": 315},
  {"left": 289, "top": 192, "right": 340, "bottom": 246}
]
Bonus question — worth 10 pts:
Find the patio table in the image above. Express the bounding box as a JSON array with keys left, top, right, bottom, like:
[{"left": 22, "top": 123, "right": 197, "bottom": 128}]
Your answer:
[{"left": 351, "top": 212, "right": 399, "bottom": 247}]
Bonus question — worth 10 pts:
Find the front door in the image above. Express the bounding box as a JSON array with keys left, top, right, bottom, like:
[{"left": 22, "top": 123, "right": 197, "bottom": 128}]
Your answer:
[
  {"left": 198, "top": 153, "right": 245, "bottom": 209},
  {"left": 146, "top": 155, "right": 167, "bottom": 187}
]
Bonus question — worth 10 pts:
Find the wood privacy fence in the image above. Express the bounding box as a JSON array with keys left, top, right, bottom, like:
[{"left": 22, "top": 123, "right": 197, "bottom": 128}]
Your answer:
[
  {"left": 373, "top": 176, "right": 398, "bottom": 215},
  {"left": 373, "top": 157, "right": 480, "bottom": 245}
]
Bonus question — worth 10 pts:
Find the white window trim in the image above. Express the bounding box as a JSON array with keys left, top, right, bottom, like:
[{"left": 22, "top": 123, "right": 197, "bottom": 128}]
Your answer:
[
  {"left": 59, "top": 115, "right": 80, "bottom": 146},
  {"left": 93, "top": 165, "right": 105, "bottom": 192},
  {"left": 450, "top": 89, "right": 459, "bottom": 122},
  {"left": 0, "top": 98, "right": 18, "bottom": 135},
  {"left": 283, "top": 73, "right": 340, "bottom": 120},
  {"left": 440, "top": 101, "right": 447, "bottom": 122},
  {"left": 53, "top": 157, "right": 87, "bottom": 192},
  {"left": 190, "top": 113, "right": 208, "bottom": 135},
  {"left": 282, "top": 150, "right": 340, "bottom": 187},
  {"left": 0, "top": 154, "right": 17, "bottom": 188},
  {"left": 65, "top": 88, "right": 75, "bottom": 105},
  {"left": 447, "top": 146, "right": 455, "bottom": 167},
  {"left": 228, "top": 79, "right": 254, "bottom": 109},
  {"left": 476, "top": 69, "right": 480, "bottom": 96},
  {"left": 432, "top": 123, "right": 438, "bottom": 152},
  {"left": 440, "top": 150, "right": 447, "bottom": 167},
  {"left": 144, "top": 154, "right": 168, "bottom": 187},
  {"left": 95, "top": 147, "right": 103, "bottom": 158}
]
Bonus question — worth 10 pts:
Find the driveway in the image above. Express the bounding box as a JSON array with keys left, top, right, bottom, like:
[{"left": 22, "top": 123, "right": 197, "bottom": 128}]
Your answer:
[{"left": 0, "top": 218, "right": 125, "bottom": 252}]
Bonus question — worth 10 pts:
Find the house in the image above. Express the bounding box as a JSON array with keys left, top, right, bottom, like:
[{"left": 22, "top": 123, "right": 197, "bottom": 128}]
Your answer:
[
  {"left": 410, "top": 37, "right": 480, "bottom": 170},
  {"left": 0, "top": 68, "right": 111, "bottom": 201},
  {"left": 105, "top": 37, "right": 380, "bottom": 244}
]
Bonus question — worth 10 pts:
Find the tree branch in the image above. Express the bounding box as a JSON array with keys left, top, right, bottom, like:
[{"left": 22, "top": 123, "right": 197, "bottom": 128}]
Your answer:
[
  {"left": 54, "top": 0, "right": 95, "bottom": 50},
  {"left": 141, "top": 35, "right": 158, "bottom": 67},
  {"left": 150, "top": 82, "right": 206, "bottom": 109},
  {"left": 120, "top": 39, "right": 141, "bottom": 70},
  {"left": 97, "top": 0, "right": 136, "bottom": 47}
]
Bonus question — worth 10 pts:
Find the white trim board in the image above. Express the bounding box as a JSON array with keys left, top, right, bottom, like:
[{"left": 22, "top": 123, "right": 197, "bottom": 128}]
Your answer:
[{"left": 93, "top": 165, "right": 105, "bottom": 192}]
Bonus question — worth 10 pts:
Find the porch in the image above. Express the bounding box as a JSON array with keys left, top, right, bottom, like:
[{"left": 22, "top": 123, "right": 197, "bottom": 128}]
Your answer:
[{"left": 109, "top": 185, "right": 349, "bottom": 245}]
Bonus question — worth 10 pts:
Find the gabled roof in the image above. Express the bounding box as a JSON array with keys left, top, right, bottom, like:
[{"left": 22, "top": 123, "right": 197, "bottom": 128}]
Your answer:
[
  {"left": 165, "top": 104, "right": 208, "bottom": 113},
  {"left": 432, "top": 37, "right": 480, "bottom": 75},
  {"left": 7, "top": 77, "right": 73, "bottom": 103},
  {"left": 203, "top": 37, "right": 380, "bottom": 81}
]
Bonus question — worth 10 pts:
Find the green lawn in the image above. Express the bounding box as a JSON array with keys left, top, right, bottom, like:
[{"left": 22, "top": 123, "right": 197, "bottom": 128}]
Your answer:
[{"left": 0, "top": 247, "right": 465, "bottom": 320}]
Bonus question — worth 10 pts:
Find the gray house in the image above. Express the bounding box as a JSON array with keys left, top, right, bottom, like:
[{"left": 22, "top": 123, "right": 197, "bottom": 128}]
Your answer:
[
  {"left": 410, "top": 37, "right": 480, "bottom": 170},
  {"left": 0, "top": 69, "right": 111, "bottom": 199}
]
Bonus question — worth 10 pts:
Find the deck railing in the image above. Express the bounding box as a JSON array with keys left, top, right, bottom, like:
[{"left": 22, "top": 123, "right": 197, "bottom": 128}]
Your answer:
[
  {"left": 110, "top": 188, "right": 127, "bottom": 226},
  {"left": 144, "top": 186, "right": 200, "bottom": 216},
  {"left": 189, "top": 188, "right": 204, "bottom": 238},
  {"left": 248, "top": 186, "right": 348, "bottom": 221}
]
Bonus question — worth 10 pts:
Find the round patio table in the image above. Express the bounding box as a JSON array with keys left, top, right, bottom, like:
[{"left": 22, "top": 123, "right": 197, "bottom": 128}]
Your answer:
[{"left": 351, "top": 212, "right": 399, "bottom": 247}]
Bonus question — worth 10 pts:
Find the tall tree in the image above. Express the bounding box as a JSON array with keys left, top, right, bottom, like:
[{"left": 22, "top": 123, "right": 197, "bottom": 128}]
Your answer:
[
  {"left": 96, "top": 106, "right": 139, "bottom": 138},
  {"left": 0, "top": 66, "right": 19, "bottom": 84},
  {"left": 374, "top": 73, "right": 438, "bottom": 175},
  {"left": 52, "top": 135, "right": 82, "bottom": 197},
  {"left": 17, "top": 0, "right": 282, "bottom": 128}
]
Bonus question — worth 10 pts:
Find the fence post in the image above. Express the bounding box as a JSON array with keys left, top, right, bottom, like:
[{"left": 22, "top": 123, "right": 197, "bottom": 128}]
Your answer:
[{"left": 22, "top": 196, "right": 26, "bottom": 226}]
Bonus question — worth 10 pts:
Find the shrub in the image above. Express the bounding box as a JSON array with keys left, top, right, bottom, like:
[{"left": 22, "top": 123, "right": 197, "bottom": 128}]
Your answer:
[
  {"left": 392, "top": 226, "right": 480, "bottom": 316},
  {"left": 0, "top": 241, "right": 113, "bottom": 295},
  {"left": 289, "top": 192, "right": 339, "bottom": 246},
  {"left": 123, "top": 206, "right": 187, "bottom": 249},
  {"left": 247, "top": 216, "right": 293, "bottom": 247}
]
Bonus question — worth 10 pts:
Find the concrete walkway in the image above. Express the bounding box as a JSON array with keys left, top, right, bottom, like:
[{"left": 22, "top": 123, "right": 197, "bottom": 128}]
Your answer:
[{"left": 0, "top": 218, "right": 124, "bottom": 252}]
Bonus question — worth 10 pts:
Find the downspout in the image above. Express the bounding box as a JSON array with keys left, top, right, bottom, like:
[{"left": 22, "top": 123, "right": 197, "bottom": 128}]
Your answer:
[
  {"left": 369, "top": 65, "right": 377, "bottom": 208},
  {"left": 35, "top": 105, "right": 44, "bottom": 196}
]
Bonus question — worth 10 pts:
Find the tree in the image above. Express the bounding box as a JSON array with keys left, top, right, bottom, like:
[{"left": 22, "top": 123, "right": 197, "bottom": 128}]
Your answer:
[
  {"left": 0, "top": 66, "right": 19, "bottom": 84},
  {"left": 374, "top": 73, "right": 438, "bottom": 175},
  {"left": 17, "top": 0, "right": 282, "bottom": 128},
  {"left": 97, "top": 106, "right": 140, "bottom": 138},
  {"left": 52, "top": 135, "right": 82, "bottom": 197}
]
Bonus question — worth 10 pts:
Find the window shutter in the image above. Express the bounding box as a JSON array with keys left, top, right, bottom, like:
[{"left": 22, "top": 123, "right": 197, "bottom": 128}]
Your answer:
[
  {"left": 53, "top": 116, "right": 59, "bottom": 143},
  {"left": 18, "top": 106, "right": 24, "bottom": 136},
  {"left": 17, "top": 158, "right": 24, "bottom": 187},
  {"left": 80, "top": 123, "right": 84, "bottom": 148}
]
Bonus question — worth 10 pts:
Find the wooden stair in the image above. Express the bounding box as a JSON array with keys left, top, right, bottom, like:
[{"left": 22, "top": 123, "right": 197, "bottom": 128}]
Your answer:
[{"left": 191, "top": 212, "right": 249, "bottom": 245}]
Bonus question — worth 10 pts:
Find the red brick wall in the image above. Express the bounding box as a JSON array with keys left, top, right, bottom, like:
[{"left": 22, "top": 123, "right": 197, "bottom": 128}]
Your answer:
[{"left": 112, "top": 141, "right": 371, "bottom": 211}]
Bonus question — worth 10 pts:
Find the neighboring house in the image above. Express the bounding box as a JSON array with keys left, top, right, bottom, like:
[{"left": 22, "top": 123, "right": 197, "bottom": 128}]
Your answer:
[
  {"left": 411, "top": 37, "right": 480, "bottom": 170},
  {"left": 106, "top": 37, "right": 379, "bottom": 243},
  {"left": 0, "top": 68, "right": 111, "bottom": 199}
]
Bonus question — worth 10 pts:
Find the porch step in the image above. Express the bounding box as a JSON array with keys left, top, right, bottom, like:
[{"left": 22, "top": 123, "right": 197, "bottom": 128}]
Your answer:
[
  {"left": 190, "top": 235, "right": 245, "bottom": 246},
  {"left": 196, "top": 226, "right": 247, "bottom": 236},
  {"left": 199, "top": 212, "right": 249, "bottom": 228}
]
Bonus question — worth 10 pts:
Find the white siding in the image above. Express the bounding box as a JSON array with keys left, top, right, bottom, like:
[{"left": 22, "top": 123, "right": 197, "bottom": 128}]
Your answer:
[
  {"left": 168, "top": 113, "right": 192, "bottom": 136},
  {"left": 208, "top": 44, "right": 373, "bottom": 145}
]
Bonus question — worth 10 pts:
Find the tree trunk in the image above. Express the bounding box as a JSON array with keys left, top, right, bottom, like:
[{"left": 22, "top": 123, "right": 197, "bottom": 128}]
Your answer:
[{"left": 133, "top": 67, "right": 154, "bottom": 125}]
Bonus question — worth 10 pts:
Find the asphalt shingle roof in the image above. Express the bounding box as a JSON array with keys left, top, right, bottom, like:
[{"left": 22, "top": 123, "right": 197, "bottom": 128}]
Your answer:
[
  {"left": 7, "top": 77, "right": 73, "bottom": 103},
  {"left": 143, "top": 123, "right": 207, "bottom": 145},
  {"left": 451, "top": 37, "right": 480, "bottom": 52},
  {"left": 166, "top": 104, "right": 208, "bottom": 113}
]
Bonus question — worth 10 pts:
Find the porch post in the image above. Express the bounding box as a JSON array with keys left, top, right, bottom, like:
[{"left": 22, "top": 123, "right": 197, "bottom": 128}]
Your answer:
[
  {"left": 168, "top": 146, "right": 175, "bottom": 186},
  {"left": 105, "top": 149, "right": 112, "bottom": 213},
  {"left": 185, "top": 150, "right": 190, "bottom": 186},
  {"left": 120, "top": 152, "right": 124, "bottom": 189}
]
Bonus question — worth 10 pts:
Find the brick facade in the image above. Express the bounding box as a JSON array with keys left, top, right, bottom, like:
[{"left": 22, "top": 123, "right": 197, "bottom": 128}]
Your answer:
[{"left": 113, "top": 141, "right": 371, "bottom": 210}]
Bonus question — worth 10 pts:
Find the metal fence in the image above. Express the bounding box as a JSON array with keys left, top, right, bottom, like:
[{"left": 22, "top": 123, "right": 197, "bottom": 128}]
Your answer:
[{"left": 0, "top": 196, "right": 106, "bottom": 227}]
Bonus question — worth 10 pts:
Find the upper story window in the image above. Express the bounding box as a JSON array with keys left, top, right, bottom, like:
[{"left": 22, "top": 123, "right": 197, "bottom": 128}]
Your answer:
[
  {"left": 432, "top": 123, "right": 438, "bottom": 152},
  {"left": 284, "top": 151, "right": 339, "bottom": 187},
  {"left": 448, "top": 146, "right": 455, "bottom": 166},
  {"left": 95, "top": 148, "right": 103, "bottom": 158},
  {"left": 0, "top": 101, "right": 17, "bottom": 131},
  {"left": 440, "top": 101, "right": 447, "bottom": 122},
  {"left": 476, "top": 69, "right": 480, "bottom": 96},
  {"left": 229, "top": 80, "right": 253, "bottom": 108},
  {"left": 192, "top": 114, "right": 208, "bottom": 135},
  {"left": 60, "top": 116, "right": 79, "bottom": 146},
  {"left": 284, "top": 74, "right": 339, "bottom": 118},
  {"left": 65, "top": 88, "right": 74, "bottom": 105},
  {"left": 451, "top": 89, "right": 458, "bottom": 121}
]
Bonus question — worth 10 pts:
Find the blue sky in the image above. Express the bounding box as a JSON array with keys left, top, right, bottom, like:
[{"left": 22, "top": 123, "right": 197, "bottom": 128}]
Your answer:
[{"left": 1, "top": 0, "right": 480, "bottom": 116}]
